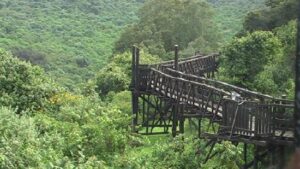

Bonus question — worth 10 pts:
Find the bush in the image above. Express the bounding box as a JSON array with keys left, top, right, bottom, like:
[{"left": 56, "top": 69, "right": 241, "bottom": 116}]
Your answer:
[
  {"left": 95, "top": 65, "right": 130, "bottom": 96},
  {"left": 0, "top": 107, "right": 65, "bottom": 168},
  {"left": 0, "top": 49, "right": 57, "bottom": 113},
  {"left": 95, "top": 51, "right": 160, "bottom": 97},
  {"left": 37, "top": 94, "right": 133, "bottom": 163},
  {"left": 219, "top": 31, "right": 283, "bottom": 90}
]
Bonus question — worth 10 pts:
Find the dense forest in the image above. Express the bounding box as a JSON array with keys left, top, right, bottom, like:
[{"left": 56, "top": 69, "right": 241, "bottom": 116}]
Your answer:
[
  {"left": 0, "top": 0, "right": 143, "bottom": 88},
  {"left": 0, "top": 0, "right": 299, "bottom": 168}
]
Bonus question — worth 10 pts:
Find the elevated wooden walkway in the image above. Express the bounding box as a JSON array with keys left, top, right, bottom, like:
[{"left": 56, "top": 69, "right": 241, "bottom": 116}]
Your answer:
[{"left": 130, "top": 46, "right": 295, "bottom": 168}]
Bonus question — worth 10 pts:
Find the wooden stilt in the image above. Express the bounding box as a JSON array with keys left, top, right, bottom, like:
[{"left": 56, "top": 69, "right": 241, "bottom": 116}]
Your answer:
[{"left": 244, "top": 143, "right": 247, "bottom": 169}]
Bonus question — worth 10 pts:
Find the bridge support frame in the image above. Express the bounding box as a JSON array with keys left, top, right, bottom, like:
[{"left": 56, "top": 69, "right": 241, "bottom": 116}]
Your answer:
[{"left": 131, "top": 46, "right": 140, "bottom": 132}]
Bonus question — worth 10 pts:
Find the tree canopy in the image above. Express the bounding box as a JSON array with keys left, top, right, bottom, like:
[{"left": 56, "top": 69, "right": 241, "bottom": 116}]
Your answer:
[
  {"left": 243, "top": 0, "right": 299, "bottom": 32},
  {"left": 115, "top": 0, "right": 220, "bottom": 58}
]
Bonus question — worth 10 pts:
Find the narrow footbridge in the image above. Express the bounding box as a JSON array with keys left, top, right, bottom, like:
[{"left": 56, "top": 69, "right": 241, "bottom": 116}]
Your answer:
[{"left": 130, "top": 46, "right": 295, "bottom": 168}]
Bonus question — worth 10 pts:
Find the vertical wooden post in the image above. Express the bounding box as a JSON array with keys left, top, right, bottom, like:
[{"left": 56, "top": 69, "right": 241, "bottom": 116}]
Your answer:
[
  {"left": 243, "top": 143, "right": 247, "bottom": 169},
  {"left": 179, "top": 104, "right": 184, "bottom": 134},
  {"left": 175, "top": 45, "right": 184, "bottom": 134},
  {"left": 174, "top": 45, "right": 179, "bottom": 70},
  {"left": 172, "top": 45, "right": 179, "bottom": 137},
  {"left": 279, "top": 146, "right": 285, "bottom": 169},
  {"left": 172, "top": 104, "right": 177, "bottom": 137},
  {"left": 198, "top": 118, "right": 202, "bottom": 138},
  {"left": 135, "top": 48, "right": 140, "bottom": 129},
  {"left": 285, "top": 6, "right": 300, "bottom": 169},
  {"left": 253, "top": 146, "right": 259, "bottom": 169},
  {"left": 295, "top": 1, "right": 300, "bottom": 149},
  {"left": 131, "top": 46, "right": 139, "bottom": 132},
  {"left": 212, "top": 54, "right": 216, "bottom": 78}
]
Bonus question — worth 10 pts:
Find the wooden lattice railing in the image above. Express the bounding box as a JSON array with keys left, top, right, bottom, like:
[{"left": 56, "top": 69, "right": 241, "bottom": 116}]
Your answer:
[{"left": 132, "top": 46, "right": 295, "bottom": 143}]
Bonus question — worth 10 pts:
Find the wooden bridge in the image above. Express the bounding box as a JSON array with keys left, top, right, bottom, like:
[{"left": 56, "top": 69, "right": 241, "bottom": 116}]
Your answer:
[{"left": 130, "top": 46, "right": 295, "bottom": 168}]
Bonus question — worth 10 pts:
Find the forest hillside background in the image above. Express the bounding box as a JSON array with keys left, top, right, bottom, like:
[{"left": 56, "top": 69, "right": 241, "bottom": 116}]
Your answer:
[
  {"left": 0, "top": 0, "right": 265, "bottom": 88},
  {"left": 0, "top": 0, "right": 298, "bottom": 168}
]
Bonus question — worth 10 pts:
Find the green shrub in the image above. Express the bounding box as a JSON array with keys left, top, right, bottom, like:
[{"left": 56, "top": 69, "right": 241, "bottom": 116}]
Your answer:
[
  {"left": 0, "top": 107, "right": 65, "bottom": 168},
  {"left": 0, "top": 49, "right": 57, "bottom": 113},
  {"left": 37, "top": 94, "right": 133, "bottom": 163},
  {"left": 95, "top": 65, "right": 130, "bottom": 96},
  {"left": 219, "top": 31, "right": 283, "bottom": 90},
  {"left": 202, "top": 141, "right": 243, "bottom": 169},
  {"left": 95, "top": 51, "right": 160, "bottom": 97}
]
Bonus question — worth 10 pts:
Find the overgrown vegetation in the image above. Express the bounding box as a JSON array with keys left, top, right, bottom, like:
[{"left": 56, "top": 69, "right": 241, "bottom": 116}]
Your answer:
[
  {"left": 0, "top": 0, "right": 298, "bottom": 168},
  {"left": 207, "top": 0, "right": 266, "bottom": 41},
  {"left": 243, "top": 0, "right": 299, "bottom": 32},
  {"left": 220, "top": 0, "right": 297, "bottom": 98},
  {"left": 115, "top": 0, "right": 221, "bottom": 59},
  {"left": 0, "top": 0, "right": 143, "bottom": 88}
]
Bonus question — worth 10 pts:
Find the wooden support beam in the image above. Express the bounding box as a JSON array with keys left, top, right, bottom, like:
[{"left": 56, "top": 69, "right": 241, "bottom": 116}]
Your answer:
[
  {"left": 172, "top": 103, "right": 178, "bottom": 137},
  {"left": 204, "top": 141, "right": 216, "bottom": 164},
  {"left": 253, "top": 145, "right": 259, "bottom": 169},
  {"left": 178, "top": 103, "right": 184, "bottom": 134},
  {"left": 243, "top": 143, "right": 247, "bottom": 169},
  {"left": 172, "top": 45, "right": 179, "bottom": 137},
  {"left": 295, "top": 0, "right": 300, "bottom": 149},
  {"left": 131, "top": 46, "right": 138, "bottom": 132},
  {"left": 279, "top": 145, "right": 285, "bottom": 169},
  {"left": 198, "top": 118, "right": 202, "bottom": 138},
  {"left": 174, "top": 45, "right": 179, "bottom": 71}
]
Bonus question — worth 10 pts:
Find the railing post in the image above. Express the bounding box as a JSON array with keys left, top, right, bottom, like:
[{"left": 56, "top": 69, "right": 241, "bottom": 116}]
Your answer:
[
  {"left": 174, "top": 45, "right": 179, "bottom": 70},
  {"left": 295, "top": 2, "right": 300, "bottom": 150},
  {"left": 131, "top": 46, "right": 139, "bottom": 132},
  {"left": 172, "top": 45, "right": 179, "bottom": 137},
  {"left": 253, "top": 146, "right": 259, "bottom": 169},
  {"left": 279, "top": 145, "right": 285, "bottom": 169},
  {"left": 243, "top": 143, "right": 247, "bottom": 169},
  {"left": 212, "top": 54, "right": 217, "bottom": 78},
  {"left": 136, "top": 47, "right": 140, "bottom": 90}
]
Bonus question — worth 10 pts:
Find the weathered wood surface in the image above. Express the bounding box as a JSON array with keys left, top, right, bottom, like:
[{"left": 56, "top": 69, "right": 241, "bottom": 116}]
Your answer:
[{"left": 134, "top": 52, "right": 295, "bottom": 144}]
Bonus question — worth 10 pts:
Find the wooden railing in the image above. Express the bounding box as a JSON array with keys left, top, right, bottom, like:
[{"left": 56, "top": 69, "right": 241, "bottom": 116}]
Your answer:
[
  {"left": 139, "top": 68, "right": 227, "bottom": 117},
  {"left": 221, "top": 99, "right": 294, "bottom": 138},
  {"left": 164, "top": 68, "right": 293, "bottom": 104},
  {"left": 139, "top": 53, "right": 218, "bottom": 77},
  {"left": 134, "top": 51, "right": 295, "bottom": 140}
]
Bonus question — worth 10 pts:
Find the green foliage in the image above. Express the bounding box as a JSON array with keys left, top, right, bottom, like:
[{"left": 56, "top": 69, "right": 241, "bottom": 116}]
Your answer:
[
  {"left": 207, "top": 0, "right": 265, "bottom": 42},
  {"left": 112, "top": 136, "right": 205, "bottom": 169},
  {"left": 219, "top": 31, "right": 283, "bottom": 90},
  {"left": 95, "top": 51, "right": 160, "bottom": 97},
  {"left": 95, "top": 65, "right": 130, "bottom": 96},
  {"left": 146, "top": 136, "right": 204, "bottom": 169},
  {"left": 274, "top": 20, "right": 297, "bottom": 58},
  {"left": 0, "top": 0, "right": 143, "bottom": 88},
  {"left": 258, "top": 20, "right": 297, "bottom": 96},
  {"left": 110, "top": 91, "right": 132, "bottom": 115},
  {"left": 265, "top": 0, "right": 285, "bottom": 7},
  {"left": 0, "top": 49, "right": 142, "bottom": 168},
  {"left": 243, "top": 0, "right": 299, "bottom": 32},
  {"left": 39, "top": 95, "right": 132, "bottom": 160},
  {"left": 115, "top": 0, "right": 220, "bottom": 58},
  {"left": 0, "top": 1, "right": 297, "bottom": 168},
  {"left": 0, "top": 94, "right": 137, "bottom": 168},
  {"left": 0, "top": 49, "right": 56, "bottom": 113},
  {"left": 112, "top": 136, "right": 243, "bottom": 169},
  {"left": 220, "top": 19, "right": 296, "bottom": 96},
  {"left": 203, "top": 141, "right": 243, "bottom": 169},
  {"left": 0, "top": 107, "right": 58, "bottom": 169}
]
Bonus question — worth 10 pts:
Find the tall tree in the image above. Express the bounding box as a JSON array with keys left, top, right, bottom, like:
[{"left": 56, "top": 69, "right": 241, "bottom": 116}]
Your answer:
[
  {"left": 114, "top": 0, "right": 220, "bottom": 57},
  {"left": 219, "top": 31, "right": 283, "bottom": 90},
  {"left": 243, "top": 0, "right": 299, "bottom": 32}
]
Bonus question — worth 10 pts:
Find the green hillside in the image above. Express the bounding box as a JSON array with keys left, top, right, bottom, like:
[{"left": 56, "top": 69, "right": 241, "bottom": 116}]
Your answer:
[
  {"left": 208, "top": 0, "right": 265, "bottom": 41},
  {"left": 0, "top": 0, "right": 298, "bottom": 168},
  {"left": 0, "top": 0, "right": 266, "bottom": 88},
  {"left": 0, "top": 0, "right": 142, "bottom": 88}
]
